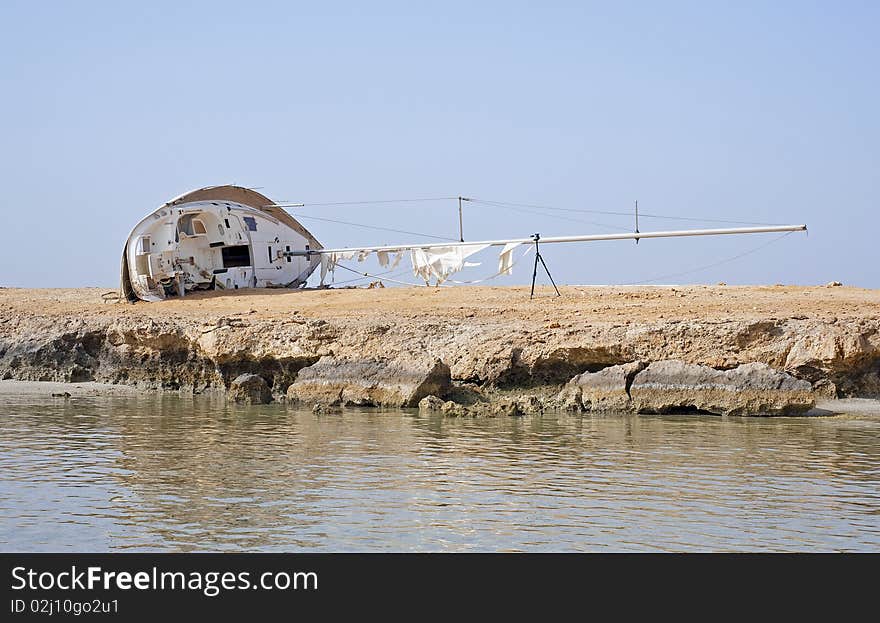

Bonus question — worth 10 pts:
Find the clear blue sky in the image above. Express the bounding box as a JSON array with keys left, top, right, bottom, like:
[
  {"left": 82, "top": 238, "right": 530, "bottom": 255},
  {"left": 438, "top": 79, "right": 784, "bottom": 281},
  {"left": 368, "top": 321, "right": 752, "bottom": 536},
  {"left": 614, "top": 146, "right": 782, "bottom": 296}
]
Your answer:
[{"left": 1, "top": 1, "right": 877, "bottom": 288}]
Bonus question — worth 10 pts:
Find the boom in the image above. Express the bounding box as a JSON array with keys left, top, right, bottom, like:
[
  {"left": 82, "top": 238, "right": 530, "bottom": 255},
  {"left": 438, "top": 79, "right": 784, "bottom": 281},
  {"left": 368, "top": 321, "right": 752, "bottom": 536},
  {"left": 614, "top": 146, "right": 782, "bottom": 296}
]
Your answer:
[{"left": 288, "top": 224, "right": 807, "bottom": 256}]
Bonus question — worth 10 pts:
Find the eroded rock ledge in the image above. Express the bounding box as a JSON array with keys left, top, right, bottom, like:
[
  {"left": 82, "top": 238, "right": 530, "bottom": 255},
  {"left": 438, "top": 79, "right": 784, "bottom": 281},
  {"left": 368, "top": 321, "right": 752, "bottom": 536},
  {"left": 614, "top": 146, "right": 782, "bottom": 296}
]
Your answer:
[
  {"left": 0, "top": 286, "right": 878, "bottom": 415},
  {"left": 557, "top": 360, "right": 815, "bottom": 415},
  {"left": 287, "top": 356, "right": 450, "bottom": 408}
]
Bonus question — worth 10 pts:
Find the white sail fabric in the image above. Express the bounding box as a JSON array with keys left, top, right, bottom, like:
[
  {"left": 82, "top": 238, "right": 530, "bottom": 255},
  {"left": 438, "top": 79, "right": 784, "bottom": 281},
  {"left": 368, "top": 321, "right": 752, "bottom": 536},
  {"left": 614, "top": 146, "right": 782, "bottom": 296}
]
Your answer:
[
  {"left": 320, "top": 250, "right": 357, "bottom": 284},
  {"left": 498, "top": 242, "right": 522, "bottom": 276},
  {"left": 411, "top": 244, "right": 490, "bottom": 284},
  {"left": 376, "top": 250, "right": 404, "bottom": 269},
  {"left": 320, "top": 242, "right": 495, "bottom": 286}
]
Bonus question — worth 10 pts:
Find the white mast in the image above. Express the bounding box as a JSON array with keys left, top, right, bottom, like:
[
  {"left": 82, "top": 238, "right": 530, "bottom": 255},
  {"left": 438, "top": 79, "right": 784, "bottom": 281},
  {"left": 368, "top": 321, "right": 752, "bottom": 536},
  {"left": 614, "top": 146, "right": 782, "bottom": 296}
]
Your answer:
[{"left": 303, "top": 224, "right": 807, "bottom": 255}]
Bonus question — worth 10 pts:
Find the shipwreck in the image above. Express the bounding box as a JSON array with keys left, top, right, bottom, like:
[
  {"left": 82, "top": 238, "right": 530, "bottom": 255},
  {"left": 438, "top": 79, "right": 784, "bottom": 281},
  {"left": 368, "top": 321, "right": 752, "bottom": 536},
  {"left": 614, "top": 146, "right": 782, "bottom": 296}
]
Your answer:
[
  {"left": 122, "top": 185, "right": 807, "bottom": 302},
  {"left": 121, "top": 186, "right": 323, "bottom": 302}
]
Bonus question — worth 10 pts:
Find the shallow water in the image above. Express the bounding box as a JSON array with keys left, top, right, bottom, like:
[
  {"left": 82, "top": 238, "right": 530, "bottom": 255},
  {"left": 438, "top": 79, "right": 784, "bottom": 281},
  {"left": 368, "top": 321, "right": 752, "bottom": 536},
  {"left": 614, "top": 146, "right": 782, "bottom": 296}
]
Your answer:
[{"left": 0, "top": 391, "right": 878, "bottom": 552}]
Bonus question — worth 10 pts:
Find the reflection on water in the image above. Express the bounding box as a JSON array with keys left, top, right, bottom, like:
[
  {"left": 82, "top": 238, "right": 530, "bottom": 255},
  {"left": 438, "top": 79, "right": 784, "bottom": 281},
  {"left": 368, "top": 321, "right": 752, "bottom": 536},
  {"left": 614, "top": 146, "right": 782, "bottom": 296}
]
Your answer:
[{"left": 0, "top": 392, "right": 878, "bottom": 552}]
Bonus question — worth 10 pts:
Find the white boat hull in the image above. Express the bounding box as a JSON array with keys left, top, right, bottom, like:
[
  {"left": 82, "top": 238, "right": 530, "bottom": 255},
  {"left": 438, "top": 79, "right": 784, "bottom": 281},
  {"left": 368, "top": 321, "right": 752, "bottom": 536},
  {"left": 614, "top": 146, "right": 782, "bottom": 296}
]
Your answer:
[{"left": 121, "top": 186, "right": 321, "bottom": 302}]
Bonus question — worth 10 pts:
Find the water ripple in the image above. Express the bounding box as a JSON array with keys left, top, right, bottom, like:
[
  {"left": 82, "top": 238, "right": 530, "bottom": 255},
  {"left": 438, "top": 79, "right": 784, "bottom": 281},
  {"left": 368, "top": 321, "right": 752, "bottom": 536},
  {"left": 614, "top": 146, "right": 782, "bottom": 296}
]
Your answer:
[{"left": 0, "top": 394, "right": 878, "bottom": 551}]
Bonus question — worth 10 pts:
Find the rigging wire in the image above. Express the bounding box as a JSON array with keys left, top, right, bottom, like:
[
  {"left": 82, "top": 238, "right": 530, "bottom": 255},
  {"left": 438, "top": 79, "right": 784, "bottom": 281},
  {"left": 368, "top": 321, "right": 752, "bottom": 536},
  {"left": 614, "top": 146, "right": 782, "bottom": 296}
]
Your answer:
[
  {"left": 284, "top": 195, "right": 630, "bottom": 240},
  {"left": 327, "top": 265, "right": 414, "bottom": 286},
  {"left": 293, "top": 213, "right": 456, "bottom": 242},
  {"left": 269, "top": 194, "right": 797, "bottom": 275},
  {"left": 467, "top": 198, "right": 784, "bottom": 227},
  {"left": 269, "top": 191, "right": 785, "bottom": 228},
  {"left": 480, "top": 202, "right": 628, "bottom": 232},
  {"left": 277, "top": 197, "right": 458, "bottom": 208},
  {"left": 332, "top": 262, "right": 444, "bottom": 287},
  {"left": 628, "top": 231, "right": 795, "bottom": 284}
]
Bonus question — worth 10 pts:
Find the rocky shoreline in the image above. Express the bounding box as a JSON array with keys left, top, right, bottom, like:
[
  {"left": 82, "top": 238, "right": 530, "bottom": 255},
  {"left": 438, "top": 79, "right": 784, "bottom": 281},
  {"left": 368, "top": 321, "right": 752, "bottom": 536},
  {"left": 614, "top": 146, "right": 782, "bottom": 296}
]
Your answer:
[{"left": 1, "top": 285, "right": 878, "bottom": 416}]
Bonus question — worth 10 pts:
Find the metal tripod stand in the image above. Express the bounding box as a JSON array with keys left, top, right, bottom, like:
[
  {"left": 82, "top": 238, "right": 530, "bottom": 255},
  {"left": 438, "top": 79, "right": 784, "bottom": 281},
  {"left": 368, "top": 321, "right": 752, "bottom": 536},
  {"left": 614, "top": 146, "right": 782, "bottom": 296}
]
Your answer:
[{"left": 529, "top": 233, "right": 561, "bottom": 299}]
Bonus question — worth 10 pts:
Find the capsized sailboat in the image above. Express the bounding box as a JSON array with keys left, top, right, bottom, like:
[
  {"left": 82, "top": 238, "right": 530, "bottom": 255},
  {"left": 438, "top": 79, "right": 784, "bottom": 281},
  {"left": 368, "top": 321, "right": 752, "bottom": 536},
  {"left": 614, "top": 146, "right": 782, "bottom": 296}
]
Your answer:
[
  {"left": 121, "top": 186, "right": 807, "bottom": 301},
  {"left": 120, "top": 185, "right": 323, "bottom": 302}
]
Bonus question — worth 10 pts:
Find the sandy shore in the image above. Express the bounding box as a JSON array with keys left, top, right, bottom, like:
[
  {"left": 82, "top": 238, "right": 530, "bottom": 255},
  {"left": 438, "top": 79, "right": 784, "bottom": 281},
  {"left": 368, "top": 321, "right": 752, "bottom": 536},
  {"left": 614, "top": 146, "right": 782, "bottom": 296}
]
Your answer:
[
  {"left": 1, "top": 284, "right": 876, "bottom": 325},
  {"left": 0, "top": 379, "right": 140, "bottom": 396}
]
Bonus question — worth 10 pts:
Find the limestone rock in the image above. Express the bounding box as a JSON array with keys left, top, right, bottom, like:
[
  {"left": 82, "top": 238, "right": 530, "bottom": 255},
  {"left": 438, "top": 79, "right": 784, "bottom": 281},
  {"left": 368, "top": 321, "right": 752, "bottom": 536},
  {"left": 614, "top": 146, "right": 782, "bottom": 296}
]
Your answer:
[
  {"left": 488, "top": 399, "right": 524, "bottom": 417},
  {"left": 558, "top": 361, "right": 646, "bottom": 412},
  {"left": 515, "top": 395, "right": 544, "bottom": 415},
  {"left": 556, "top": 386, "right": 583, "bottom": 412},
  {"left": 629, "top": 360, "right": 814, "bottom": 416},
  {"left": 783, "top": 323, "right": 879, "bottom": 396},
  {"left": 312, "top": 403, "right": 341, "bottom": 414},
  {"left": 287, "top": 356, "right": 450, "bottom": 408},
  {"left": 227, "top": 373, "right": 272, "bottom": 404},
  {"left": 418, "top": 395, "right": 445, "bottom": 412},
  {"left": 441, "top": 400, "right": 469, "bottom": 417},
  {"left": 2, "top": 287, "right": 878, "bottom": 401},
  {"left": 425, "top": 396, "right": 535, "bottom": 418}
]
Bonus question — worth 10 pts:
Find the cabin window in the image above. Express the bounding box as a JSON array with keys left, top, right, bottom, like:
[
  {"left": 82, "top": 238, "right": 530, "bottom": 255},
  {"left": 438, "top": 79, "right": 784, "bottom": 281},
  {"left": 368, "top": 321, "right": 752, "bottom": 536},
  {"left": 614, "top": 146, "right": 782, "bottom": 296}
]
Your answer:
[
  {"left": 221, "top": 245, "right": 251, "bottom": 268},
  {"left": 285, "top": 245, "right": 291, "bottom": 263},
  {"left": 243, "top": 216, "right": 257, "bottom": 231},
  {"left": 268, "top": 246, "right": 273, "bottom": 263},
  {"left": 177, "top": 214, "right": 207, "bottom": 237}
]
